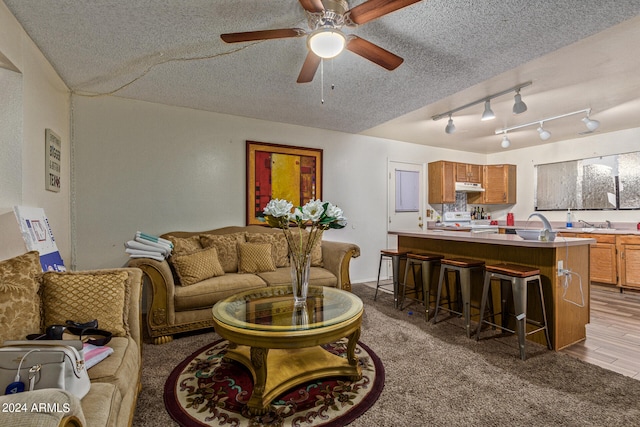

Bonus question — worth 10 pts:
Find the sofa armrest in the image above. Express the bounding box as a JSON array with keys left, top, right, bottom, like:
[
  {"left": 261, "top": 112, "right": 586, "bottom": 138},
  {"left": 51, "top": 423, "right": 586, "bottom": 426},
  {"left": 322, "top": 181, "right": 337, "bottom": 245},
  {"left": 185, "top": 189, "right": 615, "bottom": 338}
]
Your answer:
[
  {"left": 320, "top": 241, "right": 361, "bottom": 292},
  {"left": 127, "top": 258, "right": 176, "bottom": 344},
  {"left": 0, "top": 389, "right": 85, "bottom": 427}
]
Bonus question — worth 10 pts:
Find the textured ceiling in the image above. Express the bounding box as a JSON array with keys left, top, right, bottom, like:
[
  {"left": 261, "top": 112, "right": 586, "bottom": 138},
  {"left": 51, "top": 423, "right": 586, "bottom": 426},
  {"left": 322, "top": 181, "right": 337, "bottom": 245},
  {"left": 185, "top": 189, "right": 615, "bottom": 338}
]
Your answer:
[{"left": 5, "top": 0, "right": 640, "bottom": 153}]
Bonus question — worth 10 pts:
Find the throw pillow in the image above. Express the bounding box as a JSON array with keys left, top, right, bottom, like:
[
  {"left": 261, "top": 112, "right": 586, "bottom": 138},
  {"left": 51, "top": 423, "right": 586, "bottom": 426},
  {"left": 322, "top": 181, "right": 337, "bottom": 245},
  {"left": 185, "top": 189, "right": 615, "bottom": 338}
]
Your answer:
[
  {"left": 0, "top": 251, "right": 42, "bottom": 341},
  {"left": 245, "top": 232, "right": 289, "bottom": 267},
  {"left": 200, "top": 232, "right": 245, "bottom": 273},
  {"left": 166, "top": 235, "right": 202, "bottom": 255},
  {"left": 41, "top": 271, "right": 128, "bottom": 337},
  {"left": 237, "top": 243, "right": 276, "bottom": 274},
  {"left": 170, "top": 246, "right": 225, "bottom": 286}
]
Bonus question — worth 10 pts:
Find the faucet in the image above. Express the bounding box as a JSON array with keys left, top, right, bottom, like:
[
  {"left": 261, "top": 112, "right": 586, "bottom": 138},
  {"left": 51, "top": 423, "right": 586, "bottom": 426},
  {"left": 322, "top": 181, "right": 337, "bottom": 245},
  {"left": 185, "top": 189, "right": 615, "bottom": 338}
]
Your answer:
[
  {"left": 528, "top": 213, "right": 553, "bottom": 231},
  {"left": 579, "top": 219, "right": 596, "bottom": 228},
  {"left": 605, "top": 220, "right": 612, "bottom": 229}
]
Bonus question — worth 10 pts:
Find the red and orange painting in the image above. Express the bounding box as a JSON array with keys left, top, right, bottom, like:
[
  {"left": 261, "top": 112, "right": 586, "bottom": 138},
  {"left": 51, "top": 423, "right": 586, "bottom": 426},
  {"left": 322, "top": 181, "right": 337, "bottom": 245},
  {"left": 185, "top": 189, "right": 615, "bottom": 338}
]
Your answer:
[{"left": 246, "top": 141, "right": 323, "bottom": 225}]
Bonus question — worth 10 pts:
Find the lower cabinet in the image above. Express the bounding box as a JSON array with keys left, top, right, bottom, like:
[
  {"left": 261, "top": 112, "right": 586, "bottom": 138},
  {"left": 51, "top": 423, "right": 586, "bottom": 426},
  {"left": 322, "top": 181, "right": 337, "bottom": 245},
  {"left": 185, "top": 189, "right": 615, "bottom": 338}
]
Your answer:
[
  {"left": 557, "top": 232, "right": 619, "bottom": 287},
  {"left": 618, "top": 235, "right": 640, "bottom": 289},
  {"left": 581, "top": 234, "right": 617, "bottom": 285}
]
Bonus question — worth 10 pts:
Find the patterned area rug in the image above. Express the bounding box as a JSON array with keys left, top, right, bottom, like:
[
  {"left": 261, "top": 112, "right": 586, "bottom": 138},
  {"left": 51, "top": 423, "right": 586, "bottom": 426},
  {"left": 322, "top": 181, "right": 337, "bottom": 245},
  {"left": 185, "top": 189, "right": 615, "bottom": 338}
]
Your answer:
[{"left": 164, "top": 338, "right": 384, "bottom": 427}]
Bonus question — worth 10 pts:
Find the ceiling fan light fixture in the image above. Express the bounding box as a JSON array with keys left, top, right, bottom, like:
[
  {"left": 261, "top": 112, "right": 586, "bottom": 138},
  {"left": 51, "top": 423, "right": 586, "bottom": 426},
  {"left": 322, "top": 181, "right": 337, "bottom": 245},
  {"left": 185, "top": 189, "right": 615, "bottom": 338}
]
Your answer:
[
  {"left": 445, "top": 115, "right": 456, "bottom": 134},
  {"left": 513, "top": 90, "right": 527, "bottom": 114},
  {"left": 481, "top": 100, "right": 495, "bottom": 121},
  {"left": 308, "top": 28, "right": 346, "bottom": 59},
  {"left": 582, "top": 115, "right": 600, "bottom": 131}
]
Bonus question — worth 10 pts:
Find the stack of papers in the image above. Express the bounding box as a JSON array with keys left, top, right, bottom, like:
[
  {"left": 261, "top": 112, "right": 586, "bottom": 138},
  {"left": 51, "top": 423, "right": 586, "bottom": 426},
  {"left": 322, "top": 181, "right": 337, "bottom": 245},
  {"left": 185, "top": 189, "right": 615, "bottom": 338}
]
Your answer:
[{"left": 125, "top": 231, "right": 173, "bottom": 261}]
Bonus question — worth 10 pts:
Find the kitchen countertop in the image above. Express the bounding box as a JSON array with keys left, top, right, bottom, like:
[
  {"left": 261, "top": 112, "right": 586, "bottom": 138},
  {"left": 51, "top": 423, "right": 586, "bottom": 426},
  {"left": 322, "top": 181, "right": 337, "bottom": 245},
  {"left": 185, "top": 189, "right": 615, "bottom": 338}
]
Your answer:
[
  {"left": 390, "top": 229, "right": 596, "bottom": 248},
  {"left": 427, "top": 221, "right": 640, "bottom": 235}
]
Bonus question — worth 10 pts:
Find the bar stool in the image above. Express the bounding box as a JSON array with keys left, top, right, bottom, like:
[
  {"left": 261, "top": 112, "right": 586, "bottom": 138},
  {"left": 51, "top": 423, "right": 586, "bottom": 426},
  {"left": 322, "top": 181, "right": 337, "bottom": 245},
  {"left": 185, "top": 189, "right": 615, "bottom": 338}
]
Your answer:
[
  {"left": 374, "top": 249, "right": 410, "bottom": 309},
  {"left": 432, "top": 258, "right": 487, "bottom": 338},
  {"left": 476, "top": 263, "right": 552, "bottom": 361},
  {"left": 400, "top": 253, "right": 444, "bottom": 320}
]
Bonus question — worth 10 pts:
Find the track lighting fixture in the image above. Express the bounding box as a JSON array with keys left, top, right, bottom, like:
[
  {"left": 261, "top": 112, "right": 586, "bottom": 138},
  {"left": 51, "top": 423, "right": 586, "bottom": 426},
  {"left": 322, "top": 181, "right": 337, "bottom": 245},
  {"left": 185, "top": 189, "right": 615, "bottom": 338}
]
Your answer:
[
  {"left": 481, "top": 100, "right": 495, "bottom": 121},
  {"left": 432, "top": 81, "right": 531, "bottom": 133},
  {"left": 495, "top": 108, "right": 599, "bottom": 148},
  {"left": 537, "top": 123, "right": 551, "bottom": 140},
  {"left": 445, "top": 115, "right": 456, "bottom": 134},
  {"left": 582, "top": 115, "right": 600, "bottom": 132},
  {"left": 501, "top": 134, "right": 511, "bottom": 148},
  {"left": 512, "top": 89, "right": 527, "bottom": 114}
]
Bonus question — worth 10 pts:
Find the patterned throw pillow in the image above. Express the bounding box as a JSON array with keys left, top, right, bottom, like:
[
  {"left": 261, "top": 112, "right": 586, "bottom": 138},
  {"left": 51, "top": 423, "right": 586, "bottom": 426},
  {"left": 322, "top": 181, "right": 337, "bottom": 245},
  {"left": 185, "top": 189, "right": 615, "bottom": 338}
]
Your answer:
[
  {"left": 200, "top": 233, "right": 245, "bottom": 273},
  {"left": 166, "top": 235, "right": 202, "bottom": 255},
  {"left": 0, "top": 251, "right": 42, "bottom": 341},
  {"left": 170, "top": 246, "right": 225, "bottom": 286},
  {"left": 237, "top": 243, "right": 276, "bottom": 274},
  {"left": 41, "top": 271, "right": 128, "bottom": 337},
  {"left": 245, "top": 232, "right": 289, "bottom": 267}
]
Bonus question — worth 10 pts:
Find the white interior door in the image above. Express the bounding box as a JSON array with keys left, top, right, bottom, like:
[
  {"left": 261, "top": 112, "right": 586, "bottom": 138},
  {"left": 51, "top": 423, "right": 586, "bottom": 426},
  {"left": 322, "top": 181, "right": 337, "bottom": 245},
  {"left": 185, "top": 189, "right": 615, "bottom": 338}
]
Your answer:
[{"left": 388, "top": 160, "right": 425, "bottom": 233}]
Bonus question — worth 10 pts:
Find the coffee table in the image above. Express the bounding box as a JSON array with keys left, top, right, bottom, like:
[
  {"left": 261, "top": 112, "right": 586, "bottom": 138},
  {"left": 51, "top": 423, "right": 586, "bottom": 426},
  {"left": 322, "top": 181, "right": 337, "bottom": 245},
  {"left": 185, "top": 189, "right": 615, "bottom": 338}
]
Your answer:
[{"left": 211, "top": 285, "right": 363, "bottom": 415}]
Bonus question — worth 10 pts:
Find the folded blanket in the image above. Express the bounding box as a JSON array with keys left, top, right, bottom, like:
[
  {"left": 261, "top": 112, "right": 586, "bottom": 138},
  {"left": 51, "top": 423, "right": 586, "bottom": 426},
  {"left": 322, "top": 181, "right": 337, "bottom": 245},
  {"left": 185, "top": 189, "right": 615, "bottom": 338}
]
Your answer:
[
  {"left": 126, "top": 240, "right": 165, "bottom": 252},
  {"left": 84, "top": 343, "right": 114, "bottom": 369},
  {"left": 128, "top": 253, "right": 165, "bottom": 262},
  {"left": 134, "top": 236, "right": 171, "bottom": 255},
  {"left": 136, "top": 231, "right": 173, "bottom": 249},
  {"left": 126, "top": 248, "right": 164, "bottom": 257}
]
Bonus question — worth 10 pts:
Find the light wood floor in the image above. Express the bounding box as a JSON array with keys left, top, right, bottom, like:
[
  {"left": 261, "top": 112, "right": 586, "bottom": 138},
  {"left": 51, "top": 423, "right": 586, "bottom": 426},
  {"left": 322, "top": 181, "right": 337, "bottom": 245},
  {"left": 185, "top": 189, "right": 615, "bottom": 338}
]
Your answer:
[{"left": 561, "top": 284, "right": 640, "bottom": 380}]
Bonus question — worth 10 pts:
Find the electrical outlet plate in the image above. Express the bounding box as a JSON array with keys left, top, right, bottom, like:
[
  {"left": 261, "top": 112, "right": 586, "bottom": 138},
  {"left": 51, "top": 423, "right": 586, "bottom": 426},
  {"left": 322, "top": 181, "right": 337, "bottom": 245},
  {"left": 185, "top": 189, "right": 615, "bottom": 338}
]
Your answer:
[{"left": 557, "top": 260, "right": 563, "bottom": 276}]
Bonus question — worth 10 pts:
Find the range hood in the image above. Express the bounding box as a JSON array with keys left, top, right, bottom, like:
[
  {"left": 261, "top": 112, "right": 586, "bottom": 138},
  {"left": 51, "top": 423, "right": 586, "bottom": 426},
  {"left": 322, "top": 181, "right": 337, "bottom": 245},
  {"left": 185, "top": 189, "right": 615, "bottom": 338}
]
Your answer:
[{"left": 455, "top": 182, "right": 485, "bottom": 192}]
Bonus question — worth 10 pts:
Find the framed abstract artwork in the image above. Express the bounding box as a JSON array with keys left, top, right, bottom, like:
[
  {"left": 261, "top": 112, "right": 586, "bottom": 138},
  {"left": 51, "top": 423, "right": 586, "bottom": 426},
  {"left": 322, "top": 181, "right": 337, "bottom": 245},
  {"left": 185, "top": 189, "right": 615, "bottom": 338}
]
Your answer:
[{"left": 246, "top": 141, "right": 323, "bottom": 225}]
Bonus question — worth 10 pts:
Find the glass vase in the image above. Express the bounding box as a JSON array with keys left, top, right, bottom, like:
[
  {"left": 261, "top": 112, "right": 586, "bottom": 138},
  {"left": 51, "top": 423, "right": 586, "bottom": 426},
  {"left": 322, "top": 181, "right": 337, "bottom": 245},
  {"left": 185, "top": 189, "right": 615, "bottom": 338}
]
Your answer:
[{"left": 291, "top": 255, "right": 311, "bottom": 304}]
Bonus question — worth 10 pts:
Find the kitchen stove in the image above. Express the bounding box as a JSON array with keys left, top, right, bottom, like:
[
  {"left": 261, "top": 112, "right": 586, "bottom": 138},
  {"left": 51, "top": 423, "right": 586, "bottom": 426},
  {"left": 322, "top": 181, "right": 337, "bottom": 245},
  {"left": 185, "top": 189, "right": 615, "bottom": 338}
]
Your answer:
[{"left": 441, "top": 212, "right": 499, "bottom": 233}]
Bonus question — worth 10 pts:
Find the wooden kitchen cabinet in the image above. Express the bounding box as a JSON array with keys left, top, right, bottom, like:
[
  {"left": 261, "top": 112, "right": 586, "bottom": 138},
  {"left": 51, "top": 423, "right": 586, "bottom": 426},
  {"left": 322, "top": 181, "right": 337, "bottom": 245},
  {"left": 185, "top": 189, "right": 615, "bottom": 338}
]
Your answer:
[
  {"left": 428, "top": 161, "right": 456, "bottom": 204},
  {"left": 468, "top": 164, "right": 517, "bottom": 204},
  {"left": 455, "top": 163, "right": 482, "bottom": 183},
  {"left": 579, "top": 233, "right": 617, "bottom": 285},
  {"left": 617, "top": 235, "right": 640, "bottom": 289}
]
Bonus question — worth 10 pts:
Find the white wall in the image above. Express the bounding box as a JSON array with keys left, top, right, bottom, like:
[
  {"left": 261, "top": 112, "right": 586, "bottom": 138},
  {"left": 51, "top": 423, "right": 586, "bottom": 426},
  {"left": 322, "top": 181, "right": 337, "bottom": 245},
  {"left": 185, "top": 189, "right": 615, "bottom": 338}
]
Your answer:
[
  {"left": 70, "top": 95, "right": 485, "bottom": 281},
  {"left": 0, "top": 2, "right": 71, "bottom": 261},
  {"left": 489, "top": 128, "right": 640, "bottom": 224}
]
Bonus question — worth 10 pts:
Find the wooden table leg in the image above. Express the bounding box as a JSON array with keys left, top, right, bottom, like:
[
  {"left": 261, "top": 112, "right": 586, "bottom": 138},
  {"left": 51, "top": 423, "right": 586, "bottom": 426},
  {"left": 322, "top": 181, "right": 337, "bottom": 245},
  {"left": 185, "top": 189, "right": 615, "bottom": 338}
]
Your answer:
[{"left": 247, "top": 347, "right": 269, "bottom": 415}]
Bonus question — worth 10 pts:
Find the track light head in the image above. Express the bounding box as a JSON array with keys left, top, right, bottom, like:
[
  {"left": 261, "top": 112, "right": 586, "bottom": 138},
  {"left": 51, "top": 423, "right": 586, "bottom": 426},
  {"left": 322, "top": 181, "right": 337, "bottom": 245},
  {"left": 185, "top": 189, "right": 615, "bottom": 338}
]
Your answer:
[
  {"left": 582, "top": 116, "right": 600, "bottom": 132},
  {"left": 537, "top": 124, "right": 551, "bottom": 141},
  {"left": 445, "top": 115, "right": 456, "bottom": 134},
  {"left": 512, "top": 91, "right": 527, "bottom": 114},
  {"left": 501, "top": 134, "right": 511, "bottom": 148},
  {"left": 481, "top": 100, "right": 495, "bottom": 121}
]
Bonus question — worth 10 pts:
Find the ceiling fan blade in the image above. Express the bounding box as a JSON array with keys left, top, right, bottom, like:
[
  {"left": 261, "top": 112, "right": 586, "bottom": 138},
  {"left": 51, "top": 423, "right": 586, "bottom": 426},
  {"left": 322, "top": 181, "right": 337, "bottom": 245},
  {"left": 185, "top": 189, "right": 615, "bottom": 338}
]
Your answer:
[
  {"left": 346, "top": 36, "right": 403, "bottom": 70},
  {"left": 298, "top": 0, "right": 325, "bottom": 13},
  {"left": 297, "top": 52, "right": 322, "bottom": 83},
  {"left": 221, "top": 28, "right": 306, "bottom": 43},
  {"left": 348, "top": 0, "right": 422, "bottom": 25}
]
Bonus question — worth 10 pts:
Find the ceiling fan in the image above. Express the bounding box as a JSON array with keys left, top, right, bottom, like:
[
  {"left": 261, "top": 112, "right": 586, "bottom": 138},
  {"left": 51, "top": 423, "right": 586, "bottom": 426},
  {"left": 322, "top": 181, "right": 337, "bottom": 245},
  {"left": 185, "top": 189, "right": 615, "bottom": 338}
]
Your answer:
[{"left": 220, "top": 0, "right": 422, "bottom": 83}]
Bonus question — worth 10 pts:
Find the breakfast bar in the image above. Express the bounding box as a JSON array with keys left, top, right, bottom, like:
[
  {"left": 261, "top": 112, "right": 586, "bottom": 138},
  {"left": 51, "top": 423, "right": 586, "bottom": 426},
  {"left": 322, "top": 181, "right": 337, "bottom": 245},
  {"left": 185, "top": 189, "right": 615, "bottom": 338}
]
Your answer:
[{"left": 390, "top": 230, "right": 596, "bottom": 350}]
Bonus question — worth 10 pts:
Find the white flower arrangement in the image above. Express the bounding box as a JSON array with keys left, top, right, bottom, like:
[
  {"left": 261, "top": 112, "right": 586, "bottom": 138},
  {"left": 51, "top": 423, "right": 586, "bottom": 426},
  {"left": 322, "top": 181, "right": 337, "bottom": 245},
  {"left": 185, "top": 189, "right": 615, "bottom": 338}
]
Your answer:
[{"left": 262, "top": 198, "right": 347, "bottom": 301}]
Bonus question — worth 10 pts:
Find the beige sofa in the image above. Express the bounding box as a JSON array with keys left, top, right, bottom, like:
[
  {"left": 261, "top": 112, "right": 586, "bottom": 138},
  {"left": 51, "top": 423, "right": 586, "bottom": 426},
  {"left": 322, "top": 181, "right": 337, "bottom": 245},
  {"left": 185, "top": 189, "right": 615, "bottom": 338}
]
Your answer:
[
  {"left": 0, "top": 251, "right": 143, "bottom": 427},
  {"left": 128, "top": 225, "right": 360, "bottom": 344}
]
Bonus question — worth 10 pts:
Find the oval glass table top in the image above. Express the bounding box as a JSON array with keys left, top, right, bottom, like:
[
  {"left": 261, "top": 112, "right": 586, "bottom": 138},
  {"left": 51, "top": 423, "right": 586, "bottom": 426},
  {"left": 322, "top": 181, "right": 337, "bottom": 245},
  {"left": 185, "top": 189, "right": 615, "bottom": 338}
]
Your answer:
[{"left": 212, "top": 286, "right": 363, "bottom": 332}]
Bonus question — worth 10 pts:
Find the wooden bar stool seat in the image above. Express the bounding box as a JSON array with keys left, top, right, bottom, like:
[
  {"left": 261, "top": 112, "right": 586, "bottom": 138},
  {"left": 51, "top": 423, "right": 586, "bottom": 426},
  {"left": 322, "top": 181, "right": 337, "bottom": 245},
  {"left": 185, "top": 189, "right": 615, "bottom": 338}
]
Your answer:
[
  {"left": 433, "top": 258, "right": 490, "bottom": 338},
  {"left": 375, "top": 249, "right": 410, "bottom": 309},
  {"left": 476, "top": 263, "right": 552, "bottom": 360},
  {"left": 400, "top": 253, "right": 444, "bottom": 320}
]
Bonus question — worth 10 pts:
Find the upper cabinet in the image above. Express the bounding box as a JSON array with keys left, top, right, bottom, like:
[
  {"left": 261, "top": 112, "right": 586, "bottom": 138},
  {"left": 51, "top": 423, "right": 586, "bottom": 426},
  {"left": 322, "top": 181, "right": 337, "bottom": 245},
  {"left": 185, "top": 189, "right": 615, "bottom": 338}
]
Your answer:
[
  {"left": 479, "top": 164, "right": 517, "bottom": 204},
  {"left": 455, "top": 163, "right": 482, "bottom": 183},
  {"left": 428, "top": 161, "right": 456, "bottom": 204},
  {"left": 429, "top": 161, "right": 517, "bottom": 205}
]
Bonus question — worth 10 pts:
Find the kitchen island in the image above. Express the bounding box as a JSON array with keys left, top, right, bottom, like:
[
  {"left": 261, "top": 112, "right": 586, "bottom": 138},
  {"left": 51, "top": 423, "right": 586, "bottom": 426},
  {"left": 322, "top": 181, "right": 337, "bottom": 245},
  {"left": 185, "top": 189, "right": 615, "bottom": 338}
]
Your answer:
[{"left": 390, "top": 229, "right": 595, "bottom": 350}]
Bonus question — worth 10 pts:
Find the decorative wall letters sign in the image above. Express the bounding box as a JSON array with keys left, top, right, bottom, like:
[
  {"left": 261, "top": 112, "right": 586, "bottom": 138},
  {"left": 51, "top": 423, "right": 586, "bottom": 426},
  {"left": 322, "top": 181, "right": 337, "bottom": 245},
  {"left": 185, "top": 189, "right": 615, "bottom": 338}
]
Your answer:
[{"left": 45, "top": 129, "right": 61, "bottom": 192}]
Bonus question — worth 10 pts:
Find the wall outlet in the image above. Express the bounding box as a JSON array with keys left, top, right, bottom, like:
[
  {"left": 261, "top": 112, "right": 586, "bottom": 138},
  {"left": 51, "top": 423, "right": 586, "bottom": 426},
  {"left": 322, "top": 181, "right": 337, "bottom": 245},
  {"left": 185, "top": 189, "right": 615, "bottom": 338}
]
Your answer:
[{"left": 557, "top": 260, "right": 563, "bottom": 276}]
